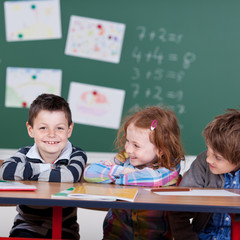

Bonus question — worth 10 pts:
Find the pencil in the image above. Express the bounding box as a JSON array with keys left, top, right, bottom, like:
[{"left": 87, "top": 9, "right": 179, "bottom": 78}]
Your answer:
[{"left": 150, "top": 187, "right": 191, "bottom": 192}]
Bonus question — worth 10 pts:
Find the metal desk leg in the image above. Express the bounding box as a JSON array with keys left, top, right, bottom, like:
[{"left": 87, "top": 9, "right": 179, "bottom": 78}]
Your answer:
[
  {"left": 52, "top": 206, "right": 62, "bottom": 239},
  {"left": 231, "top": 214, "right": 240, "bottom": 240}
]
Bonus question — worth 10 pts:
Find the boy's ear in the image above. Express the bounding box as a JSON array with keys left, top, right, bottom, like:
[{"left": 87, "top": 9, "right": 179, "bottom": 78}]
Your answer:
[
  {"left": 67, "top": 123, "right": 74, "bottom": 138},
  {"left": 26, "top": 122, "right": 34, "bottom": 138}
]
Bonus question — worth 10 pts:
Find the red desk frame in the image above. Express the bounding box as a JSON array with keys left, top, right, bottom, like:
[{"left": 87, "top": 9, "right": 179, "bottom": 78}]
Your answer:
[{"left": 0, "top": 206, "right": 63, "bottom": 240}]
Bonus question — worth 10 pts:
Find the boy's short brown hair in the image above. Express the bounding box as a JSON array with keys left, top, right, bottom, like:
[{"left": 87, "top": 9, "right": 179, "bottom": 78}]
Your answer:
[
  {"left": 28, "top": 93, "right": 72, "bottom": 127},
  {"left": 203, "top": 109, "right": 240, "bottom": 165}
]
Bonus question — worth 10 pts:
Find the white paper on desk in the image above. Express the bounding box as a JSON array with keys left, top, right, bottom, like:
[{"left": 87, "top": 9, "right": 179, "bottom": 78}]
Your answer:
[{"left": 151, "top": 190, "right": 240, "bottom": 197}]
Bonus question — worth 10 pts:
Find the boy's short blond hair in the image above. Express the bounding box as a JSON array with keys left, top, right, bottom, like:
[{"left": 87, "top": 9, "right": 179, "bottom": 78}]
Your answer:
[{"left": 203, "top": 109, "right": 240, "bottom": 165}]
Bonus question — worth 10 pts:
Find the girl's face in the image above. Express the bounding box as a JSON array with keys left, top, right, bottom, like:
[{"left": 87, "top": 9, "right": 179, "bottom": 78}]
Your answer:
[{"left": 125, "top": 123, "right": 159, "bottom": 167}]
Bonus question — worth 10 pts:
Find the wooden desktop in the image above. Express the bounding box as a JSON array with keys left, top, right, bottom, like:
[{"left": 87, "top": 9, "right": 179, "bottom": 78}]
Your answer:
[{"left": 0, "top": 181, "right": 239, "bottom": 240}]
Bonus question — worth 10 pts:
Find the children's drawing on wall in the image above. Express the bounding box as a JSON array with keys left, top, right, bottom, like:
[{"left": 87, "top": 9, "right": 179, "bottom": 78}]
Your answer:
[
  {"left": 4, "top": 0, "right": 61, "bottom": 42},
  {"left": 5, "top": 67, "right": 62, "bottom": 108},
  {"left": 68, "top": 82, "right": 125, "bottom": 129},
  {"left": 65, "top": 16, "right": 126, "bottom": 64}
]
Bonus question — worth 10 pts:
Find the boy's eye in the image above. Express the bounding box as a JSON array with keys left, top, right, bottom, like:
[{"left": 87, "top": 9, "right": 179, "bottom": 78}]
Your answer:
[
  {"left": 134, "top": 144, "right": 140, "bottom": 148},
  {"left": 40, "top": 127, "right": 46, "bottom": 130},
  {"left": 215, "top": 155, "right": 222, "bottom": 160}
]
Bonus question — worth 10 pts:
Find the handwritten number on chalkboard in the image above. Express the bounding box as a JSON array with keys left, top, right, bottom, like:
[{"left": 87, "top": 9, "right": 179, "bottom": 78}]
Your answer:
[
  {"left": 154, "top": 68, "right": 164, "bottom": 81},
  {"left": 158, "top": 28, "right": 167, "bottom": 42},
  {"left": 183, "top": 52, "right": 196, "bottom": 69},
  {"left": 177, "top": 105, "right": 185, "bottom": 114},
  {"left": 136, "top": 26, "right": 146, "bottom": 40},
  {"left": 171, "top": 105, "right": 185, "bottom": 115},
  {"left": 153, "top": 47, "right": 164, "bottom": 64},
  {"left": 131, "top": 83, "right": 140, "bottom": 98},
  {"left": 153, "top": 86, "right": 163, "bottom": 101},
  {"left": 132, "top": 47, "right": 142, "bottom": 63},
  {"left": 131, "top": 67, "right": 140, "bottom": 80}
]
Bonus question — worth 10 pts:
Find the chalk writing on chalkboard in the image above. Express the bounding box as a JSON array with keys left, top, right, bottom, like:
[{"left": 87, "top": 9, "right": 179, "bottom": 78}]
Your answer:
[{"left": 128, "top": 26, "right": 196, "bottom": 125}]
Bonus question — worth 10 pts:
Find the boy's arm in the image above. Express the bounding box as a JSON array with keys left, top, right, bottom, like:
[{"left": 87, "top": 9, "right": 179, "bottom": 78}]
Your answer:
[
  {"left": 38, "top": 147, "right": 87, "bottom": 182},
  {"left": 179, "top": 151, "right": 208, "bottom": 188},
  {"left": 0, "top": 147, "right": 87, "bottom": 183},
  {"left": 0, "top": 147, "right": 31, "bottom": 180}
]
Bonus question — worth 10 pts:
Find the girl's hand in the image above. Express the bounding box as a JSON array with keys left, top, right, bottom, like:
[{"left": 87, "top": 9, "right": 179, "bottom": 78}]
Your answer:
[
  {"left": 122, "top": 167, "right": 136, "bottom": 174},
  {"left": 101, "top": 160, "right": 115, "bottom": 166}
]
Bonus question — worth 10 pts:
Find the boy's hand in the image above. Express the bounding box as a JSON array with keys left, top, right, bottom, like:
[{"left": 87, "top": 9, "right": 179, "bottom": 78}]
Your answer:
[{"left": 122, "top": 167, "right": 136, "bottom": 174}]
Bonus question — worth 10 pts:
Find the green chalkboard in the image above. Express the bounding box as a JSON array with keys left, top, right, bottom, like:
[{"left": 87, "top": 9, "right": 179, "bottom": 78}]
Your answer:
[{"left": 0, "top": 0, "right": 239, "bottom": 155}]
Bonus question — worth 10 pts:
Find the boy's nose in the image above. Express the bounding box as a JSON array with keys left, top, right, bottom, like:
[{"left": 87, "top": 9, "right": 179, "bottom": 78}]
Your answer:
[
  {"left": 206, "top": 156, "right": 213, "bottom": 165},
  {"left": 48, "top": 130, "right": 56, "bottom": 137}
]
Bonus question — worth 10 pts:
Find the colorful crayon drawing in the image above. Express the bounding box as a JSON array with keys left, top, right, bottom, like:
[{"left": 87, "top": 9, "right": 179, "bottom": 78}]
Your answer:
[
  {"left": 65, "top": 16, "right": 126, "bottom": 63},
  {"left": 4, "top": 0, "right": 61, "bottom": 42},
  {"left": 68, "top": 82, "right": 125, "bottom": 129},
  {"left": 5, "top": 67, "right": 62, "bottom": 108}
]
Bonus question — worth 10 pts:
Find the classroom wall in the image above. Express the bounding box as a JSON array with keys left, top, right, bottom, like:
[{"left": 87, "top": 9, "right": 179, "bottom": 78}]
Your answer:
[
  {"left": 0, "top": 1, "right": 239, "bottom": 155},
  {"left": 0, "top": 149, "right": 195, "bottom": 239}
]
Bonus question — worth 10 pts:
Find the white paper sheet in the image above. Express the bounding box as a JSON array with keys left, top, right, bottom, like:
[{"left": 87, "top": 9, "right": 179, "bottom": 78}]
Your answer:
[
  {"left": 4, "top": 0, "right": 62, "bottom": 41},
  {"left": 68, "top": 82, "right": 125, "bottom": 129},
  {"left": 5, "top": 67, "right": 62, "bottom": 108},
  {"left": 152, "top": 189, "right": 240, "bottom": 197},
  {"left": 65, "top": 15, "right": 125, "bottom": 63}
]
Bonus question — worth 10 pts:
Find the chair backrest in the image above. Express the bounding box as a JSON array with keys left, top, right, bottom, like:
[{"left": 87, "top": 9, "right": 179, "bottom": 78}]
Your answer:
[{"left": 176, "top": 175, "right": 182, "bottom": 186}]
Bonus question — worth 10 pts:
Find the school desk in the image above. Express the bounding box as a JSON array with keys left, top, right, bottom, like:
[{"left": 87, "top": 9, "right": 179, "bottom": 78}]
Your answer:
[{"left": 0, "top": 181, "right": 239, "bottom": 240}]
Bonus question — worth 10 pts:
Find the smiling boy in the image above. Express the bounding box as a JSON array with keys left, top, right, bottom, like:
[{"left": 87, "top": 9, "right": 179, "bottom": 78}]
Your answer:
[
  {"left": 168, "top": 109, "right": 240, "bottom": 240},
  {"left": 0, "top": 93, "right": 87, "bottom": 239}
]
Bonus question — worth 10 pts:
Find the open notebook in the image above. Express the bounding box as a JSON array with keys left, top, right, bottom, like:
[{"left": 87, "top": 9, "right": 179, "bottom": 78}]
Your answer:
[
  {"left": 52, "top": 184, "right": 138, "bottom": 202},
  {"left": 0, "top": 180, "right": 37, "bottom": 191}
]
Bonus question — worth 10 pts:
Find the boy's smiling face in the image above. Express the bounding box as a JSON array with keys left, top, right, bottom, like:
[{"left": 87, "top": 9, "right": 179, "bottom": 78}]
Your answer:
[
  {"left": 26, "top": 110, "right": 73, "bottom": 163},
  {"left": 206, "top": 146, "right": 238, "bottom": 174}
]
